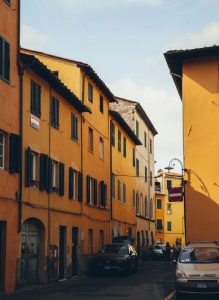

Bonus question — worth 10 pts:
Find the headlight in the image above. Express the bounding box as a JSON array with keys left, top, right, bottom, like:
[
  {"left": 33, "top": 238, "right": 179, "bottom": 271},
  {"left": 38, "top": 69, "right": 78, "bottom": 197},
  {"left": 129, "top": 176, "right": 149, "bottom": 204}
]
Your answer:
[{"left": 176, "top": 269, "right": 186, "bottom": 279}]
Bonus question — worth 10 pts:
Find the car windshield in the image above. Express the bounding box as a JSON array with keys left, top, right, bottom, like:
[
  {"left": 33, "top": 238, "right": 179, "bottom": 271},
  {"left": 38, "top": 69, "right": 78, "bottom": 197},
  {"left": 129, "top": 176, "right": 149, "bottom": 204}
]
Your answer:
[
  {"left": 103, "top": 245, "right": 128, "bottom": 254},
  {"left": 179, "top": 247, "right": 219, "bottom": 263}
]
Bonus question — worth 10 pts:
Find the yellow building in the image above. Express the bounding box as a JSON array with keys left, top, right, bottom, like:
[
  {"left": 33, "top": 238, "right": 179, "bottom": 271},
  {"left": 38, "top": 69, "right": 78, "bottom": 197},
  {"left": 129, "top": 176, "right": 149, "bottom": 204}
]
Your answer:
[
  {"left": 110, "top": 110, "right": 141, "bottom": 241},
  {"left": 18, "top": 52, "right": 90, "bottom": 286},
  {"left": 155, "top": 171, "right": 185, "bottom": 246},
  {"left": 20, "top": 48, "right": 117, "bottom": 277},
  {"left": 110, "top": 97, "right": 158, "bottom": 253},
  {"left": 165, "top": 46, "right": 219, "bottom": 242}
]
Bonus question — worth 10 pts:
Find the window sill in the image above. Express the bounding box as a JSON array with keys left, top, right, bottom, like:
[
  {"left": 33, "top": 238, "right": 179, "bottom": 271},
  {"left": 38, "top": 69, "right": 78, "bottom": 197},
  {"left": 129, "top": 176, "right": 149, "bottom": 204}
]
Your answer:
[
  {"left": 31, "top": 112, "right": 41, "bottom": 119},
  {"left": 72, "top": 138, "right": 78, "bottom": 143},
  {"left": 88, "top": 149, "right": 94, "bottom": 154},
  {"left": 51, "top": 124, "right": 59, "bottom": 130},
  {"left": 3, "top": 0, "right": 11, "bottom": 6},
  {"left": 0, "top": 75, "right": 10, "bottom": 85}
]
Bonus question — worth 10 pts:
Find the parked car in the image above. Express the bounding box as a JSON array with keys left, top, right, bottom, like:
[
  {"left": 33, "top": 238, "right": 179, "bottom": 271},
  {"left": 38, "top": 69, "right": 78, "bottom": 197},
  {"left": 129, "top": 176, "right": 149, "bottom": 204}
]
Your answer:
[
  {"left": 175, "top": 241, "right": 219, "bottom": 298},
  {"left": 151, "top": 244, "right": 166, "bottom": 260},
  {"left": 90, "top": 243, "right": 138, "bottom": 274}
]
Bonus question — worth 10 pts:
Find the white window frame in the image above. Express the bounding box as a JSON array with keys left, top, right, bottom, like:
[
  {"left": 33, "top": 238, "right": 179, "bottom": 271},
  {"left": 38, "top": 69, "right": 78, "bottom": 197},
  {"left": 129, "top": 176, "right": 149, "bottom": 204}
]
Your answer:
[
  {"left": 30, "top": 151, "right": 39, "bottom": 186},
  {"left": 100, "top": 136, "right": 104, "bottom": 160},
  {"left": 0, "top": 132, "right": 5, "bottom": 170},
  {"left": 52, "top": 160, "right": 59, "bottom": 189},
  {"left": 73, "top": 169, "right": 78, "bottom": 200},
  {"left": 88, "top": 127, "right": 93, "bottom": 152}
]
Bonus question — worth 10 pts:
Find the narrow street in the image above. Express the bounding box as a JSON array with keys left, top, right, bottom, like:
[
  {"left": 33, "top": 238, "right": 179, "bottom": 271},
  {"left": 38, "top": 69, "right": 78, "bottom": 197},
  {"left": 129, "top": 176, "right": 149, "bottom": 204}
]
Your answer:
[{"left": 0, "top": 261, "right": 175, "bottom": 300}]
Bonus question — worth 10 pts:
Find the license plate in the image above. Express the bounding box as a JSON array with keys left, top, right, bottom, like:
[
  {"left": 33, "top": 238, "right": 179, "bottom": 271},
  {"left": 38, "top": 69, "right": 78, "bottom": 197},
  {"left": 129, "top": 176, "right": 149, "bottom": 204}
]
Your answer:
[
  {"left": 196, "top": 283, "right": 207, "bottom": 288},
  {"left": 105, "top": 265, "right": 111, "bottom": 270}
]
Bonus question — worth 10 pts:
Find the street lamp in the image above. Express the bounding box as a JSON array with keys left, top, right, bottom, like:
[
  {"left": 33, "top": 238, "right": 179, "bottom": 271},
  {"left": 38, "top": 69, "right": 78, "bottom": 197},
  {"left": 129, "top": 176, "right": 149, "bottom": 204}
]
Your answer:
[{"left": 165, "top": 158, "right": 187, "bottom": 243}]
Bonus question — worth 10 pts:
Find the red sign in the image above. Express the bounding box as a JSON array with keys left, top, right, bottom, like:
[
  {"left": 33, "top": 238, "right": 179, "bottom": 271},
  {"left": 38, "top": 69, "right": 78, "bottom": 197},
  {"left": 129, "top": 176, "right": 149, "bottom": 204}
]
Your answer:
[{"left": 169, "top": 187, "right": 183, "bottom": 202}]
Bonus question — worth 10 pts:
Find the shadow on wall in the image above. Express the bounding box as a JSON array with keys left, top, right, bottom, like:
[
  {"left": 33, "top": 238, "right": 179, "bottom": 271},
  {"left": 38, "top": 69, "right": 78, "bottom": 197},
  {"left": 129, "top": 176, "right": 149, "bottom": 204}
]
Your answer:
[{"left": 186, "top": 169, "right": 219, "bottom": 241}]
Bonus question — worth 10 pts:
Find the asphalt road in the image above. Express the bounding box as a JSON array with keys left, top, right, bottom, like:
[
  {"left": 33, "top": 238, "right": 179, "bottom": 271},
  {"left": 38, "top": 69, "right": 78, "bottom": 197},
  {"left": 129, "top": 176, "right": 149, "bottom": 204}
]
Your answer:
[{"left": 0, "top": 261, "right": 176, "bottom": 300}]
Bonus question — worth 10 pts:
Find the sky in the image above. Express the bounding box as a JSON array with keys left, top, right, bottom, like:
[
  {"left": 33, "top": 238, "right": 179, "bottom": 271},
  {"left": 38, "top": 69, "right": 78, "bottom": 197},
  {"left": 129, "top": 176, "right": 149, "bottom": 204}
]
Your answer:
[{"left": 20, "top": 0, "right": 219, "bottom": 173}]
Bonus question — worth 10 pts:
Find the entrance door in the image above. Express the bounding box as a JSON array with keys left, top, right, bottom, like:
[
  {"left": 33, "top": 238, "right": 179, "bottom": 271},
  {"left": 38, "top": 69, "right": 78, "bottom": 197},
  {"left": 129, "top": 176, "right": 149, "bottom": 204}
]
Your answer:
[
  {"left": 20, "top": 221, "right": 40, "bottom": 286},
  {"left": 72, "top": 227, "right": 78, "bottom": 276},
  {"left": 0, "top": 222, "right": 6, "bottom": 292},
  {"left": 59, "top": 226, "right": 66, "bottom": 279}
]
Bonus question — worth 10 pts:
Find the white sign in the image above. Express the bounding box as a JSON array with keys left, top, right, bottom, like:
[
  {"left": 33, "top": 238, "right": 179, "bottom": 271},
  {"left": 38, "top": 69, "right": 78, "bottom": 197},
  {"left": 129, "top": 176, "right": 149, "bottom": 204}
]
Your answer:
[{"left": 31, "top": 114, "right": 40, "bottom": 130}]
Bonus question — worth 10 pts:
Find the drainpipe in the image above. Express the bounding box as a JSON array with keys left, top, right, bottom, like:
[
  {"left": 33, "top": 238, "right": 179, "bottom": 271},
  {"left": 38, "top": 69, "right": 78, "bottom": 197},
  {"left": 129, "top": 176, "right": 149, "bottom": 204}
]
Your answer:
[{"left": 109, "top": 116, "right": 114, "bottom": 241}]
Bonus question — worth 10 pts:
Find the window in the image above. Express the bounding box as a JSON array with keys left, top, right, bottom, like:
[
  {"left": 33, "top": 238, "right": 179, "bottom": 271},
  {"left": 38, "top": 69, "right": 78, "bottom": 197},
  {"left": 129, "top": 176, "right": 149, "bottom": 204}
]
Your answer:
[
  {"left": 86, "top": 176, "right": 97, "bottom": 205},
  {"left": 100, "top": 137, "right": 104, "bottom": 159},
  {"left": 157, "top": 199, "right": 162, "bottom": 209},
  {"left": 99, "top": 230, "right": 104, "bottom": 250},
  {"left": 4, "top": 0, "right": 11, "bottom": 5},
  {"left": 144, "top": 196, "right": 147, "bottom": 217},
  {"left": 136, "top": 120, "right": 139, "bottom": 138},
  {"left": 167, "top": 221, "right": 172, "bottom": 232},
  {"left": 88, "top": 229, "right": 93, "bottom": 253},
  {"left": 145, "top": 166, "right": 147, "bottom": 182},
  {"left": 132, "top": 148, "right": 135, "bottom": 167},
  {"left": 167, "top": 203, "right": 172, "bottom": 215},
  {"left": 150, "top": 171, "right": 152, "bottom": 186},
  {"left": 30, "top": 151, "right": 40, "bottom": 188},
  {"left": 51, "top": 96, "right": 59, "bottom": 128},
  {"left": 0, "top": 36, "right": 10, "bottom": 82},
  {"left": 156, "top": 219, "right": 163, "bottom": 231},
  {"left": 118, "top": 180, "right": 121, "bottom": 201},
  {"left": 150, "top": 199, "right": 153, "bottom": 219},
  {"left": 167, "top": 180, "right": 172, "bottom": 190},
  {"left": 71, "top": 113, "right": 78, "bottom": 141},
  {"left": 88, "top": 83, "right": 93, "bottom": 103},
  {"left": 136, "top": 159, "right": 139, "bottom": 177},
  {"left": 69, "top": 168, "right": 79, "bottom": 200},
  {"left": 136, "top": 192, "right": 140, "bottom": 215},
  {"left": 123, "top": 183, "right": 126, "bottom": 203},
  {"left": 88, "top": 127, "right": 93, "bottom": 152},
  {"left": 118, "top": 130, "right": 121, "bottom": 152},
  {"left": 100, "top": 181, "right": 107, "bottom": 208},
  {"left": 111, "top": 123, "right": 115, "bottom": 147},
  {"left": 99, "top": 95, "right": 103, "bottom": 113},
  {"left": 149, "top": 139, "right": 152, "bottom": 154},
  {"left": 112, "top": 174, "right": 115, "bottom": 199},
  {"left": 123, "top": 136, "right": 126, "bottom": 157},
  {"left": 144, "top": 132, "right": 147, "bottom": 148},
  {"left": 30, "top": 80, "right": 41, "bottom": 117},
  {"left": 132, "top": 190, "right": 135, "bottom": 208},
  {"left": 0, "top": 132, "right": 4, "bottom": 169},
  {"left": 52, "top": 160, "right": 59, "bottom": 191}
]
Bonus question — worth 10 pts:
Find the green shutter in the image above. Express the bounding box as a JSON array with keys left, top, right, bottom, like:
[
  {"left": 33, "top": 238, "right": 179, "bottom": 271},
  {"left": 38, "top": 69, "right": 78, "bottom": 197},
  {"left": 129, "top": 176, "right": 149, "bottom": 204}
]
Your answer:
[
  {"left": 78, "top": 172, "right": 83, "bottom": 202},
  {"left": 4, "top": 40, "right": 10, "bottom": 82},
  {"left": 0, "top": 37, "right": 3, "bottom": 77},
  {"left": 93, "top": 179, "right": 97, "bottom": 205},
  {"left": 25, "top": 147, "right": 32, "bottom": 187},
  {"left": 39, "top": 154, "right": 48, "bottom": 191},
  {"left": 47, "top": 158, "right": 52, "bottom": 192},
  {"left": 86, "top": 175, "right": 91, "bottom": 203},
  {"left": 59, "top": 163, "right": 65, "bottom": 196},
  {"left": 104, "top": 183, "right": 107, "bottom": 208},
  {"left": 9, "top": 133, "right": 20, "bottom": 174},
  {"left": 69, "top": 167, "right": 74, "bottom": 199},
  {"left": 100, "top": 181, "right": 105, "bottom": 207}
]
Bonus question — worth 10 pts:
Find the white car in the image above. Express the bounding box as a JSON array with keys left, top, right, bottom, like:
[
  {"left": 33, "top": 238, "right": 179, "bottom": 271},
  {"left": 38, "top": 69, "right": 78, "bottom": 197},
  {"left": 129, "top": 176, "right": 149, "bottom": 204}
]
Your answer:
[{"left": 175, "top": 241, "right": 219, "bottom": 298}]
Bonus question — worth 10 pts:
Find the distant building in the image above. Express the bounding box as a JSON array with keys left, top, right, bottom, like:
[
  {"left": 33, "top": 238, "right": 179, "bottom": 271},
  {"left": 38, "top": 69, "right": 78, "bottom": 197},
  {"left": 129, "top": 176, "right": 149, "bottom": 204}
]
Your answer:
[
  {"left": 155, "top": 171, "right": 185, "bottom": 246},
  {"left": 164, "top": 46, "right": 219, "bottom": 242},
  {"left": 110, "top": 97, "right": 157, "bottom": 253},
  {"left": 0, "top": 0, "right": 20, "bottom": 293}
]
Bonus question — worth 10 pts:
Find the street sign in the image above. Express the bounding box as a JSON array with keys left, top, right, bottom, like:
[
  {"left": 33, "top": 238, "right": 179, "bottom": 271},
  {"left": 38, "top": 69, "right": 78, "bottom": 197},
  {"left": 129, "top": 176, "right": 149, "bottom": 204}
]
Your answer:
[{"left": 168, "top": 187, "right": 183, "bottom": 202}]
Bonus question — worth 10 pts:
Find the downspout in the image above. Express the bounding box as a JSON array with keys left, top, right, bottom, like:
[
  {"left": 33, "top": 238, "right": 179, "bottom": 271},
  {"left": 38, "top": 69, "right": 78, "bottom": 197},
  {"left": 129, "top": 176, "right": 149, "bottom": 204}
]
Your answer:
[
  {"left": 17, "top": 0, "right": 22, "bottom": 233},
  {"left": 109, "top": 116, "right": 114, "bottom": 241},
  {"left": 48, "top": 87, "right": 51, "bottom": 251}
]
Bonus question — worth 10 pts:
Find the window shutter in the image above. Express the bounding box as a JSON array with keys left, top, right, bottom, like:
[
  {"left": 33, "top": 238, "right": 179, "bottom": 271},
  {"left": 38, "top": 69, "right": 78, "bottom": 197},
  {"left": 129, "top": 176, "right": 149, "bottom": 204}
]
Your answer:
[
  {"left": 69, "top": 167, "right": 74, "bottom": 199},
  {"left": 93, "top": 179, "right": 97, "bottom": 205},
  {"left": 86, "top": 175, "right": 91, "bottom": 203},
  {"left": 78, "top": 172, "right": 83, "bottom": 202},
  {"left": 37, "top": 84, "right": 41, "bottom": 117},
  {"left": 47, "top": 157, "right": 52, "bottom": 192},
  {"left": 0, "top": 37, "right": 3, "bottom": 77},
  {"left": 59, "top": 162, "right": 65, "bottom": 196},
  {"left": 9, "top": 133, "right": 20, "bottom": 173},
  {"left": 75, "top": 116, "right": 78, "bottom": 140},
  {"left": 104, "top": 183, "right": 107, "bottom": 208},
  {"left": 30, "top": 80, "right": 34, "bottom": 113},
  {"left": 100, "top": 181, "right": 105, "bottom": 207},
  {"left": 25, "top": 147, "right": 32, "bottom": 186},
  {"left": 4, "top": 41, "right": 10, "bottom": 81},
  {"left": 39, "top": 154, "right": 48, "bottom": 191}
]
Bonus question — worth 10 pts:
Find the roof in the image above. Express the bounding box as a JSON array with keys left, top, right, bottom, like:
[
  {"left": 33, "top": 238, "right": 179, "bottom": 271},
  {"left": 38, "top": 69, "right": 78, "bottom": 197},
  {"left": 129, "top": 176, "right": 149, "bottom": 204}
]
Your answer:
[
  {"left": 155, "top": 171, "right": 182, "bottom": 178},
  {"left": 164, "top": 45, "right": 219, "bottom": 98},
  {"left": 109, "top": 110, "right": 142, "bottom": 146},
  {"left": 20, "top": 53, "right": 91, "bottom": 113},
  {"left": 21, "top": 48, "right": 117, "bottom": 103},
  {"left": 116, "top": 96, "right": 158, "bottom": 136}
]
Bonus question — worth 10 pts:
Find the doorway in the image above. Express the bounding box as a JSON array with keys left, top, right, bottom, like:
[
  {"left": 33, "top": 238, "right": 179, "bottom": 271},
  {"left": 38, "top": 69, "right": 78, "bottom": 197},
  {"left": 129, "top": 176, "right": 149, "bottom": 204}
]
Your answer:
[
  {"left": 72, "top": 227, "right": 78, "bottom": 276},
  {"left": 0, "top": 222, "right": 6, "bottom": 292},
  {"left": 59, "top": 226, "right": 66, "bottom": 279}
]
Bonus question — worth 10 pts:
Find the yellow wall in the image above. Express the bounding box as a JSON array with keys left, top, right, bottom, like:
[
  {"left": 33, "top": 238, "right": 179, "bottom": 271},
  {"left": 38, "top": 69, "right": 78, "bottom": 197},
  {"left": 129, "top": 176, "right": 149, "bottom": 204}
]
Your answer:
[
  {"left": 183, "top": 59, "right": 219, "bottom": 242},
  {"left": 111, "top": 119, "right": 136, "bottom": 237}
]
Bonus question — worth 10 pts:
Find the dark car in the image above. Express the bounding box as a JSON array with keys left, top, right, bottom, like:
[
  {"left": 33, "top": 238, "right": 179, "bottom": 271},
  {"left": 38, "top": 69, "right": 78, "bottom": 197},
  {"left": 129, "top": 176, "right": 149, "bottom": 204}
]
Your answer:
[
  {"left": 112, "top": 236, "right": 135, "bottom": 246},
  {"left": 90, "top": 243, "right": 138, "bottom": 274}
]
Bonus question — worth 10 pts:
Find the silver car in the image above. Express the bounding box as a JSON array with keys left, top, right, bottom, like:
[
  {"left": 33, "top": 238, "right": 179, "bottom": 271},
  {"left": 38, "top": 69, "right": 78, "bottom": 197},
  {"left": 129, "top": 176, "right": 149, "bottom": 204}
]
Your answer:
[{"left": 175, "top": 241, "right": 219, "bottom": 298}]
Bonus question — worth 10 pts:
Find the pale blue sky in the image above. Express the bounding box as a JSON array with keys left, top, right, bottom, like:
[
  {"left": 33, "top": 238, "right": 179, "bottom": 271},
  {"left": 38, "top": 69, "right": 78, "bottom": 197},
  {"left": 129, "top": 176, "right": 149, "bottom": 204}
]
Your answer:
[{"left": 21, "top": 0, "right": 219, "bottom": 172}]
